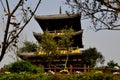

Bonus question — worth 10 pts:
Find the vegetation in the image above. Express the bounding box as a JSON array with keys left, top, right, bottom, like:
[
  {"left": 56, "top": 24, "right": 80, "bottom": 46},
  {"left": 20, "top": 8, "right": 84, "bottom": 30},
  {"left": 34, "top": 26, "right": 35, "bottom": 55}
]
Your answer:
[
  {"left": 0, "top": 71, "right": 120, "bottom": 80},
  {"left": 0, "top": 0, "right": 41, "bottom": 61},
  {"left": 4, "top": 60, "right": 42, "bottom": 74},
  {"left": 57, "top": 28, "right": 74, "bottom": 69},
  {"left": 37, "top": 28, "right": 74, "bottom": 68},
  {"left": 37, "top": 30, "right": 59, "bottom": 67},
  {"left": 81, "top": 47, "right": 105, "bottom": 67},
  {"left": 38, "top": 30, "right": 58, "bottom": 56},
  {"left": 107, "top": 60, "right": 120, "bottom": 68},
  {"left": 18, "top": 41, "right": 37, "bottom": 53}
]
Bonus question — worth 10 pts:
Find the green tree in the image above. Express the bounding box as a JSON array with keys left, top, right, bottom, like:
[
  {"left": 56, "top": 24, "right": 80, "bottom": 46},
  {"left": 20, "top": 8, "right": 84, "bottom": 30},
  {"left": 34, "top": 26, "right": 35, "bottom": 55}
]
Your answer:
[
  {"left": 65, "top": 0, "right": 120, "bottom": 31},
  {"left": 107, "top": 60, "right": 120, "bottom": 68},
  {"left": 18, "top": 41, "right": 37, "bottom": 53},
  {"left": 0, "top": 0, "right": 41, "bottom": 62},
  {"left": 38, "top": 30, "right": 58, "bottom": 67},
  {"left": 38, "top": 30, "right": 58, "bottom": 56},
  {"left": 38, "top": 28, "right": 74, "bottom": 68},
  {"left": 58, "top": 28, "right": 74, "bottom": 69},
  {"left": 81, "top": 47, "right": 105, "bottom": 67}
]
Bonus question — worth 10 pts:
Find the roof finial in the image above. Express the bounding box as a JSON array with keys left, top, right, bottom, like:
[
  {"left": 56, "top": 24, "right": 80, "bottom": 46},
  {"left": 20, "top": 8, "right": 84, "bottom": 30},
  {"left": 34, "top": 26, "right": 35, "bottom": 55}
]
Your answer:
[{"left": 59, "top": 6, "right": 62, "bottom": 14}]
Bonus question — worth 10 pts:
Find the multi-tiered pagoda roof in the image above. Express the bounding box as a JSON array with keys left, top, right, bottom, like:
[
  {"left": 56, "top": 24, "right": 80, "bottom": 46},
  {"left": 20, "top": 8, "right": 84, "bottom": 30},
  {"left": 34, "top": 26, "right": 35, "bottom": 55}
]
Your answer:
[{"left": 34, "top": 14, "right": 83, "bottom": 48}]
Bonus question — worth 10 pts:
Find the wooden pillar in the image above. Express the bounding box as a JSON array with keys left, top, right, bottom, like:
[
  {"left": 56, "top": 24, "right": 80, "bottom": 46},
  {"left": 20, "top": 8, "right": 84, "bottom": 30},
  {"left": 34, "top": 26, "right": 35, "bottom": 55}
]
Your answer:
[
  {"left": 84, "top": 64, "right": 87, "bottom": 73},
  {"left": 54, "top": 66, "right": 56, "bottom": 74},
  {"left": 0, "top": 68, "right": 3, "bottom": 73},
  {"left": 70, "top": 65, "right": 73, "bottom": 74},
  {"left": 88, "top": 65, "right": 90, "bottom": 73}
]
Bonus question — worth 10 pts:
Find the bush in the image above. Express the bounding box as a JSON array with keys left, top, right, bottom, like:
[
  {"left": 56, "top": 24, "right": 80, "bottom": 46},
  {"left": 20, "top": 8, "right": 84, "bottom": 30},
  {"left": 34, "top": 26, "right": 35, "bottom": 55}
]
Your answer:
[
  {"left": 1, "top": 68, "right": 120, "bottom": 80},
  {"left": 18, "top": 41, "right": 37, "bottom": 53},
  {"left": 5, "top": 60, "right": 41, "bottom": 73},
  {"left": 0, "top": 72, "right": 120, "bottom": 80},
  {"left": 74, "top": 73, "right": 120, "bottom": 80},
  {"left": 0, "top": 72, "right": 40, "bottom": 80}
]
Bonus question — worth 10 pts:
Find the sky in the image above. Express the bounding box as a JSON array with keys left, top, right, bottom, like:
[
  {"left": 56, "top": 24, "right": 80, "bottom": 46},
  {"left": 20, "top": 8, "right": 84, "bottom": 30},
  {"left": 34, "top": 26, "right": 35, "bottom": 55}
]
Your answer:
[{"left": 0, "top": 0, "right": 120, "bottom": 67}]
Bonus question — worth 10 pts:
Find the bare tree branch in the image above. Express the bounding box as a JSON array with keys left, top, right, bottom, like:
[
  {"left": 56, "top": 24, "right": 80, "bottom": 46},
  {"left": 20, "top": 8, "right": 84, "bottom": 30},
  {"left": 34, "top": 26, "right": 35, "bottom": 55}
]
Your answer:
[
  {"left": 0, "top": 0, "right": 41, "bottom": 61},
  {"left": 66, "top": 0, "right": 120, "bottom": 30},
  {"left": 97, "top": 0, "right": 120, "bottom": 12},
  {"left": 11, "top": 0, "right": 23, "bottom": 15},
  {"left": 8, "top": 0, "right": 41, "bottom": 48},
  {"left": 5, "top": 0, "right": 10, "bottom": 13}
]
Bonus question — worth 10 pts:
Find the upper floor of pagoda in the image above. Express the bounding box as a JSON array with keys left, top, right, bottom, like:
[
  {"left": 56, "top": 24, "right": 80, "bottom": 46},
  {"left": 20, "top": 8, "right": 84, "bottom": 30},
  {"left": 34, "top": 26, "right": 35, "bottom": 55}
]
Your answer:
[{"left": 34, "top": 14, "right": 81, "bottom": 32}]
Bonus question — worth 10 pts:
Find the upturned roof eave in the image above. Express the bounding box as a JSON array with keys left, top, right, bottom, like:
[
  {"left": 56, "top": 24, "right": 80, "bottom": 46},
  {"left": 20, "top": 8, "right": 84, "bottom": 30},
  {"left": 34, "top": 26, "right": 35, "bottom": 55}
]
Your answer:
[{"left": 34, "top": 14, "right": 81, "bottom": 20}]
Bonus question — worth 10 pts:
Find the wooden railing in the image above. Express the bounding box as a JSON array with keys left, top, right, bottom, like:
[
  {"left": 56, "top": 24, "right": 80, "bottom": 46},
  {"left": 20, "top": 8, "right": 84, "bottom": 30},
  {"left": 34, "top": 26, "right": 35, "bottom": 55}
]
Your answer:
[
  {"left": 44, "top": 65, "right": 120, "bottom": 74},
  {"left": 44, "top": 64, "right": 91, "bottom": 74}
]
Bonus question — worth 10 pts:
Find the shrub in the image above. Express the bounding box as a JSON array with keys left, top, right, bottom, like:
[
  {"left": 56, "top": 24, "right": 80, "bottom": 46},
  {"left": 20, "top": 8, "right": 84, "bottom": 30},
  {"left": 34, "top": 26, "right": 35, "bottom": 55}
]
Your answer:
[
  {"left": 18, "top": 41, "right": 37, "bottom": 53},
  {"left": 5, "top": 60, "right": 41, "bottom": 73},
  {"left": 0, "top": 72, "right": 120, "bottom": 80},
  {"left": 0, "top": 73, "right": 40, "bottom": 80}
]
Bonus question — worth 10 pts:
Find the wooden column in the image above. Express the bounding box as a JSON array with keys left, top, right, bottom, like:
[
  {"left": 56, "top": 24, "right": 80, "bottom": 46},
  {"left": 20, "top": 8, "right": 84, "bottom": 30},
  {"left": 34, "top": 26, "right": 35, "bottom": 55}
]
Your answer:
[
  {"left": 70, "top": 65, "right": 73, "bottom": 74},
  {"left": 84, "top": 64, "right": 87, "bottom": 73},
  {"left": 88, "top": 65, "right": 90, "bottom": 73},
  {"left": 54, "top": 66, "right": 56, "bottom": 74}
]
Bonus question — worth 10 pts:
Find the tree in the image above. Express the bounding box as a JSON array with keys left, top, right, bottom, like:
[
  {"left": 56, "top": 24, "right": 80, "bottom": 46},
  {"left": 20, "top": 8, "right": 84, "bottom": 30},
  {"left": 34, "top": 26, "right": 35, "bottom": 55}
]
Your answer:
[
  {"left": 107, "top": 60, "right": 120, "bottom": 68},
  {"left": 38, "top": 28, "right": 74, "bottom": 68},
  {"left": 65, "top": 0, "right": 120, "bottom": 31},
  {"left": 18, "top": 41, "right": 37, "bottom": 53},
  {"left": 58, "top": 28, "right": 74, "bottom": 69},
  {"left": 0, "top": 0, "right": 41, "bottom": 61},
  {"left": 38, "top": 30, "right": 58, "bottom": 67},
  {"left": 81, "top": 47, "right": 105, "bottom": 67}
]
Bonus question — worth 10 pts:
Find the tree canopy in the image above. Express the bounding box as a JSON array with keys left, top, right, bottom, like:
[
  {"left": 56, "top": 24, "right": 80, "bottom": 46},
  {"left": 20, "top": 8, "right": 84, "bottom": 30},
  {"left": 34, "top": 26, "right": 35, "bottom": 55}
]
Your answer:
[
  {"left": 66, "top": 0, "right": 120, "bottom": 31},
  {"left": 38, "top": 30, "right": 58, "bottom": 56},
  {"left": 37, "top": 29, "right": 74, "bottom": 68},
  {"left": 18, "top": 41, "right": 37, "bottom": 53},
  {"left": 107, "top": 60, "right": 120, "bottom": 68},
  {"left": 81, "top": 47, "right": 105, "bottom": 67}
]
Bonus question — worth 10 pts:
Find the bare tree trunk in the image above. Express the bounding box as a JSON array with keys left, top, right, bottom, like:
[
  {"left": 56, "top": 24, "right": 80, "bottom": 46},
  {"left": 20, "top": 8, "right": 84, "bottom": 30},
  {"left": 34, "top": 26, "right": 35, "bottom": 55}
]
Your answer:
[
  {"left": 0, "top": 47, "right": 6, "bottom": 61},
  {"left": 64, "top": 53, "right": 69, "bottom": 69},
  {"left": 0, "top": 16, "right": 11, "bottom": 62},
  {"left": 64, "top": 49, "right": 69, "bottom": 69},
  {"left": 0, "top": 0, "right": 41, "bottom": 62}
]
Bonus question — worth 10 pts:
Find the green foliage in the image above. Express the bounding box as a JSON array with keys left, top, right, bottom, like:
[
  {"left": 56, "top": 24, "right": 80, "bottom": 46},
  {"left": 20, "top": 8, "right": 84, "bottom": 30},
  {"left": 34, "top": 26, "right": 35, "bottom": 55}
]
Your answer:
[
  {"left": 58, "top": 28, "right": 74, "bottom": 48},
  {"left": 107, "top": 60, "right": 119, "bottom": 68},
  {"left": 69, "top": 73, "right": 120, "bottom": 80},
  {"left": 38, "top": 29, "right": 74, "bottom": 68},
  {"left": 81, "top": 47, "right": 105, "bottom": 67},
  {"left": 18, "top": 41, "right": 37, "bottom": 53},
  {"left": 0, "top": 72, "right": 40, "bottom": 80},
  {"left": 5, "top": 60, "right": 41, "bottom": 73},
  {"left": 57, "top": 28, "right": 74, "bottom": 69},
  {"left": 0, "top": 72, "right": 120, "bottom": 80},
  {"left": 38, "top": 30, "right": 58, "bottom": 56},
  {"left": 38, "top": 30, "right": 59, "bottom": 67},
  {"left": 38, "top": 73, "right": 55, "bottom": 80}
]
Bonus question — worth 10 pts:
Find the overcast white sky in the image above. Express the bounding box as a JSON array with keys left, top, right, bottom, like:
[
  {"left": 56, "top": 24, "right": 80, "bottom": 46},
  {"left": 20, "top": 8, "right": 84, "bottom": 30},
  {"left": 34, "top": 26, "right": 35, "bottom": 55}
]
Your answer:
[{"left": 0, "top": 0, "right": 120, "bottom": 67}]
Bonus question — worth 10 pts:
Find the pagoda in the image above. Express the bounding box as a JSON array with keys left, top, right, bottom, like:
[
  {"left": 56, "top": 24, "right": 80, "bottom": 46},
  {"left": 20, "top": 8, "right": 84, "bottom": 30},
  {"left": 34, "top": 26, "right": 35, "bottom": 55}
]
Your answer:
[{"left": 18, "top": 13, "right": 84, "bottom": 70}]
